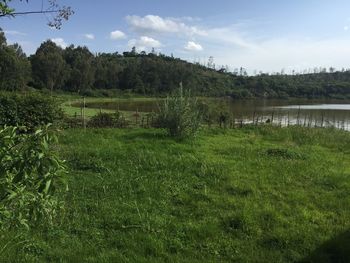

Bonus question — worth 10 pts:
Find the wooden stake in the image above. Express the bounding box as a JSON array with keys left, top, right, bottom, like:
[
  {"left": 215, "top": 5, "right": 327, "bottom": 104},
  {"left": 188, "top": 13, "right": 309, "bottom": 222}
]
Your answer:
[{"left": 83, "top": 97, "right": 86, "bottom": 130}]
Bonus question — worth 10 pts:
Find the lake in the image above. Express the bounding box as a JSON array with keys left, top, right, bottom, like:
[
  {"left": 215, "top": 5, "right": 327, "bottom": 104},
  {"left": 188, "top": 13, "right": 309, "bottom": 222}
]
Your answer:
[
  {"left": 220, "top": 98, "right": 350, "bottom": 129},
  {"left": 79, "top": 98, "right": 350, "bottom": 131}
]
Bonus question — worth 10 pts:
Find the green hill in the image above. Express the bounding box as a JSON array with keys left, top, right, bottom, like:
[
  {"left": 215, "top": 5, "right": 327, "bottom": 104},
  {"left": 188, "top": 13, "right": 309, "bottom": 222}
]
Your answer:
[{"left": 1, "top": 28, "right": 350, "bottom": 99}]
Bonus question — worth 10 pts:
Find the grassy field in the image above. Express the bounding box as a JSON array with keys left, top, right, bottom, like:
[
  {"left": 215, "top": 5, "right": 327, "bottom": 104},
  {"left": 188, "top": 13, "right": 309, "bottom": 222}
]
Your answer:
[
  {"left": 61, "top": 96, "right": 158, "bottom": 117},
  {"left": 61, "top": 96, "right": 158, "bottom": 128},
  {"left": 1, "top": 126, "right": 350, "bottom": 262}
]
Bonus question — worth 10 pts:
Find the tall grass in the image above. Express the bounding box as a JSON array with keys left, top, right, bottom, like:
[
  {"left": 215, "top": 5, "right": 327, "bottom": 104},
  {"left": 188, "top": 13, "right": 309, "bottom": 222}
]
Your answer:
[{"left": 156, "top": 85, "right": 201, "bottom": 139}]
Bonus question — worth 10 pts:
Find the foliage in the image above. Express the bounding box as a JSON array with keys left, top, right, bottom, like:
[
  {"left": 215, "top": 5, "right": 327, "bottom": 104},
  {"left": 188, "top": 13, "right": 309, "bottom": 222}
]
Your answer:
[
  {"left": 0, "top": 29, "right": 31, "bottom": 91},
  {"left": 198, "top": 100, "right": 232, "bottom": 127},
  {"left": 63, "top": 45, "right": 95, "bottom": 93},
  {"left": 0, "top": 93, "right": 64, "bottom": 130},
  {"left": 30, "top": 40, "right": 67, "bottom": 93},
  {"left": 0, "top": 0, "right": 74, "bottom": 29},
  {"left": 0, "top": 125, "right": 67, "bottom": 229},
  {"left": 87, "top": 112, "right": 127, "bottom": 128},
  {"left": 157, "top": 85, "right": 201, "bottom": 138}
]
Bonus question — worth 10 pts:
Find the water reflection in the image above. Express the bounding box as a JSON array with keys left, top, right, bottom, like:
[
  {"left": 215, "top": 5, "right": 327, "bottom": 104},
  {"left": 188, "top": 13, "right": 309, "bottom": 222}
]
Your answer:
[
  {"left": 222, "top": 99, "right": 350, "bottom": 131},
  {"left": 79, "top": 98, "right": 350, "bottom": 131},
  {"left": 278, "top": 104, "right": 350, "bottom": 110}
]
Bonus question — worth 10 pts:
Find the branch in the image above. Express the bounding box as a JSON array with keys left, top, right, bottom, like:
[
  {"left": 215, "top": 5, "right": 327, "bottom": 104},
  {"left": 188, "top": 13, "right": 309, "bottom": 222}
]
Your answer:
[{"left": 0, "top": 10, "right": 59, "bottom": 17}]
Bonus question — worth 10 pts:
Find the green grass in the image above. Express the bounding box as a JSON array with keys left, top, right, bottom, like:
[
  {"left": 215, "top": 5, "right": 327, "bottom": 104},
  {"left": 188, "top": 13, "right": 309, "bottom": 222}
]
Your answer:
[
  {"left": 1, "top": 126, "right": 350, "bottom": 262},
  {"left": 61, "top": 97, "right": 157, "bottom": 127}
]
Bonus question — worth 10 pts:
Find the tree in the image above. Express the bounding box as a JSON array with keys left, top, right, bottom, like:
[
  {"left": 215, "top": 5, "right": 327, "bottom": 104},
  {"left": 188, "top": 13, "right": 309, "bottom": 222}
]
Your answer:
[
  {"left": 134, "top": 75, "right": 145, "bottom": 94},
  {"left": 63, "top": 45, "right": 95, "bottom": 92},
  {"left": 207, "top": 56, "right": 214, "bottom": 69},
  {"left": 30, "top": 40, "right": 66, "bottom": 94},
  {"left": 0, "top": 0, "right": 73, "bottom": 29},
  {"left": 0, "top": 28, "right": 30, "bottom": 91}
]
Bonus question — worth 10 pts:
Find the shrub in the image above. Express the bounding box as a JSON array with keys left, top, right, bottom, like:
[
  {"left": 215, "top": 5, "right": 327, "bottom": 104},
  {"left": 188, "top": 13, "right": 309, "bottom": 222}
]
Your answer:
[
  {"left": 198, "top": 100, "right": 231, "bottom": 127},
  {"left": 0, "top": 125, "right": 67, "bottom": 229},
  {"left": 157, "top": 85, "right": 201, "bottom": 139},
  {"left": 87, "top": 112, "right": 127, "bottom": 128},
  {"left": 0, "top": 95, "right": 18, "bottom": 125},
  {"left": 0, "top": 93, "right": 64, "bottom": 130}
]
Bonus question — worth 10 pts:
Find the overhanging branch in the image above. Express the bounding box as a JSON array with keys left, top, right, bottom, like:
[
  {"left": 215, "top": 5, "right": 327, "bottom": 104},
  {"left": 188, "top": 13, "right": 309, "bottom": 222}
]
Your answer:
[{"left": 0, "top": 10, "right": 59, "bottom": 17}]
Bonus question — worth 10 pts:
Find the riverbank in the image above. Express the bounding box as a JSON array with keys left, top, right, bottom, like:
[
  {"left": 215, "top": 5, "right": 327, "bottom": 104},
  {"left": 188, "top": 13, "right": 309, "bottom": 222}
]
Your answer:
[
  {"left": 62, "top": 95, "right": 350, "bottom": 131},
  {"left": 1, "top": 126, "right": 349, "bottom": 262}
]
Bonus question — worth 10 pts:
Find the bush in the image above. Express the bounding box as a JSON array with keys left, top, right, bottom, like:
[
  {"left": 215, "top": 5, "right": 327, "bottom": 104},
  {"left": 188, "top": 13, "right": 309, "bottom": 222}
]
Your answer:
[
  {"left": 198, "top": 100, "right": 231, "bottom": 127},
  {"left": 0, "top": 125, "right": 67, "bottom": 229},
  {"left": 87, "top": 112, "right": 127, "bottom": 128},
  {"left": 0, "top": 93, "right": 64, "bottom": 130},
  {"left": 157, "top": 86, "right": 201, "bottom": 139}
]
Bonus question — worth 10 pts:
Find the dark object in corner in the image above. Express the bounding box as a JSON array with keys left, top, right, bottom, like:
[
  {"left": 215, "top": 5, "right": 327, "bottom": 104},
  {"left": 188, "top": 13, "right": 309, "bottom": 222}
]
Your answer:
[{"left": 300, "top": 230, "right": 350, "bottom": 263}]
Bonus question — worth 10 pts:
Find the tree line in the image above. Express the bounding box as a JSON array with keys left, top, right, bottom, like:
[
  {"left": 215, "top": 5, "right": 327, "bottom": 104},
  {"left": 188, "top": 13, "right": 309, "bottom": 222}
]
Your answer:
[{"left": 1, "top": 28, "right": 350, "bottom": 99}]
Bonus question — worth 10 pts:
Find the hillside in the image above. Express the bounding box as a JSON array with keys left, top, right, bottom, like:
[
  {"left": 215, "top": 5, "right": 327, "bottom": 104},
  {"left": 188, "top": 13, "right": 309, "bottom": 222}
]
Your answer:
[{"left": 1, "top": 28, "right": 350, "bottom": 99}]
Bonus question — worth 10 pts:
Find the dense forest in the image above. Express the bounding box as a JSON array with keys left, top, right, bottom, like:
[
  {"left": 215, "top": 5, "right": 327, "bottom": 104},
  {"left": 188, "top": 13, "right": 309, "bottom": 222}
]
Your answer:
[{"left": 1, "top": 28, "right": 350, "bottom": 99}]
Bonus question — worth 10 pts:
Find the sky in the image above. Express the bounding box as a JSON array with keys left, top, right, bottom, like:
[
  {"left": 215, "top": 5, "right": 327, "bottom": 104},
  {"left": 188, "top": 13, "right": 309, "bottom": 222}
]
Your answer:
[{"left": 2, "top": 0, "right": 350, "bottom": 73}]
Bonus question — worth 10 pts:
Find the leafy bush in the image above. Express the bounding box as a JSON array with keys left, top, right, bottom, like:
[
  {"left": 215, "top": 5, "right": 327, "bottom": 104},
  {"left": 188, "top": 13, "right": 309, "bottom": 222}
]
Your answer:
[
  {"left": 157, "top": 86, "right": 201, "bottom": 138},
  {"left": 63, "top": 116, "right": 83, "bottom": 128},
  {"left": 87, "top": 112, "right": 127, "bottom": 128},
  {"left": 0, "top": 93, "right": 64, "bottom": 130},
  {"left": 198, "top": 100, "right": 231, "bottom": 127},
  {"left": 0, "top": 125, "right": 67, "bottom": 229}
]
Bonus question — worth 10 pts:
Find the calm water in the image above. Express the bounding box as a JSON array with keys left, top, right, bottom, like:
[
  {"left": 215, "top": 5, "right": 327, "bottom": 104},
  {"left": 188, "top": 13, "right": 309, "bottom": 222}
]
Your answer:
[
  {"left": 81, "top": 98, "right": 350, "bottom": 130},
  {"left": 223, "top": 98, "right": 350, "bottom": 130}
]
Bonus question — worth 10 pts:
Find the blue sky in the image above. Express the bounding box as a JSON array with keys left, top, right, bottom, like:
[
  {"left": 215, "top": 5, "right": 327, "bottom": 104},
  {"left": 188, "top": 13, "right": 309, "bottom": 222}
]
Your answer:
[{"left": 2, "top": 0, "right": 350, "bottom": 73}]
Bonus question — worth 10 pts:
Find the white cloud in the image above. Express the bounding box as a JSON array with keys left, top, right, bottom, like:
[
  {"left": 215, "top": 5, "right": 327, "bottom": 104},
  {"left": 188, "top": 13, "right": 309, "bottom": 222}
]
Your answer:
[
  {"left": 126, "top": 15, "right": 207, "bottom": 36},
  {"left": 84, "top": 33, "right": 95, "bottom": 40},
  {"left": 344, "top": 26, "right": 349, "bottom": 31},
  {"left": 205, "top": 26, "right": 258, "bottom": 49},
  {"left": 139, "top": 36, "right": 162, "bottom": 47},
  {"left": 4, "top": 30, "right": 27, "bottom": 36},
  {"left": 128, "top": 36, "right": 162, "bottom": 51},
  {"left": 110, "top": 30, "right": 126, "bottom": 40},
  {"left": 51, "top": 38, "right": 67, "bottom": 48},
  {"left": 184, "top": 41, "right": 203, "bottom": 51}
]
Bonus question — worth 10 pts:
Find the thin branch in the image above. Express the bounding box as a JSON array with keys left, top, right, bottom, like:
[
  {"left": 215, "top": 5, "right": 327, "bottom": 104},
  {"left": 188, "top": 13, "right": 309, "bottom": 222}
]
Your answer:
[{"left": 0, "top": 10, "right": 59, "bottom": 17}]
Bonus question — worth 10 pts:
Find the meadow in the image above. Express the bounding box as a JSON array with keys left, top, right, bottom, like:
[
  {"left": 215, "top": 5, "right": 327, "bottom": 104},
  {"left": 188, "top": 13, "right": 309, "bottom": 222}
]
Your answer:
[{"left": 1, "top": 125, "right": 349, "bottom": 262}]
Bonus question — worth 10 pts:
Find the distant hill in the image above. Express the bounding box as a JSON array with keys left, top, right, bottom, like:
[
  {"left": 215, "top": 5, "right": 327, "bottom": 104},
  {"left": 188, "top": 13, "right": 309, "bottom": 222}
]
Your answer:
[{"left": 1, "top": 29, "right": 350, "bottom": 99}]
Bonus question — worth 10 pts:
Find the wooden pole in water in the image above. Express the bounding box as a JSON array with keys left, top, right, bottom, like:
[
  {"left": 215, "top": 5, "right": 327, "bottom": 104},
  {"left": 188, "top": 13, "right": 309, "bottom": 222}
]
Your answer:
[
  {"left": 271, "top": 109, "right": 275, "bottom": 124},
  {"left": 297, "top": 106, "right": 301, "bottom": 126},
  {"left": 252, "top": 110, "right": 256, "bottom": 125},
  {"left": 308, "top": 114, "right": 312, "bottom": 127}
]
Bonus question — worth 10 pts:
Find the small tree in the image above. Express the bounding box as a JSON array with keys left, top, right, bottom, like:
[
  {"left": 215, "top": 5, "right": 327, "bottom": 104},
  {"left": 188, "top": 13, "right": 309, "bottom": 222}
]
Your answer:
[
  {"left": 157, "top": 83, "right": 201, "bottom": 139},
  {"left": 0, "top": 125, "right": 67, "bottom": 229}
]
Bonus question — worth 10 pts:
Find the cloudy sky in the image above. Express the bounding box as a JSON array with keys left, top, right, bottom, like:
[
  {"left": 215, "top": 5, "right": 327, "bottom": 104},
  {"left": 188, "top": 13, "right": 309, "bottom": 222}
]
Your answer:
[{"left": 2, "top": 0, "right": 350, "bottom": 73}]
